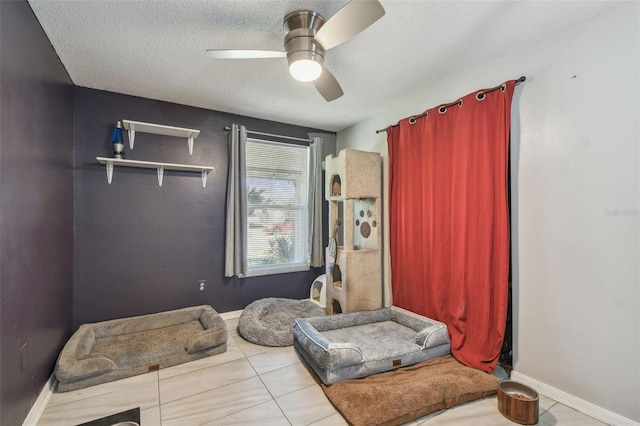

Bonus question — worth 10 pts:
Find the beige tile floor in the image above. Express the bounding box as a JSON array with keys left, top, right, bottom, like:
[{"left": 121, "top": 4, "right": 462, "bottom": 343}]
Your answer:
[{"left": 37, "top": 317, "right": 610, "bottom": 426}]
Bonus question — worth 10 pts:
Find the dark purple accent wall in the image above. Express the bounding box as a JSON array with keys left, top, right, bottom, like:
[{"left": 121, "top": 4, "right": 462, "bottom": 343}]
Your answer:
[
  {"left": 74, "top": 88, "right": 333, "bottom": 327},
  {"left": 0, "top": 1, "right": 75, "bottom": 425},
  {"left": 0, "top": 3, "right": 333, "bottom": 422}
]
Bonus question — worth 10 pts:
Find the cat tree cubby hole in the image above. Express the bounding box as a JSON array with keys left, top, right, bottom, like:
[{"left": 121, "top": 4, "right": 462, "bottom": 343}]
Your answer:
[
  {"left": 330, "top": 174, "right": 342, "bottom": 197},
  {"left": 310, "top": 274, "right": 327, "bottom": 308},
  {"left": 330, "top": 200, "right": 345, "bottom": 247},
  {"left": 331, "top": 264, "right": 342, "bottom": 287}
]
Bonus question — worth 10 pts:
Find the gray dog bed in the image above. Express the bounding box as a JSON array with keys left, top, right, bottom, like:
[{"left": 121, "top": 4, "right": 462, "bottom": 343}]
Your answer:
[
  {"left": 293, "top": 306, "right": 451, "bottom": 385},
  {"left": 238, "top": 298, "right": 326, "bottom": 346},
  {"left": 55, "top": 305, "right": 228, "bottom": 392}
]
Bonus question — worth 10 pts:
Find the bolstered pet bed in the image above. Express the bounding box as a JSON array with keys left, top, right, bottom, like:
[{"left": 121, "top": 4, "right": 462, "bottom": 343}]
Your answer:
[
  {"left": 55, "top": 305, "right": 228, "bottom": 392},
  {"left": 238, "top": 297, "right": 326, "bottom": 346},
  {"left": 293, "top": 306, "right": 451, "bottom": 385}
]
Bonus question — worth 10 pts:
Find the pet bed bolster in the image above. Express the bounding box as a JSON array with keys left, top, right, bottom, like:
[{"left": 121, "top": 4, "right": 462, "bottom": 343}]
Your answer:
[
  {"left": 185, "top": 308, "right": 227, "bottom": 353},
  {"left": 300, "top": 307, "right": 447, "bottom": 350},
  {"left": 294, "top": 318, "right": 365, "bottom": 370},
  {"left": 185, "top": 320, "right": 227, "bottom": 353},
  {"left": 415, "top": 323, "right": 448, "bottom": 349},
  {"left": 56, "top": 347, "right": 118, "bottom": 383},
  {"left": 55, "top": 327, "right": 119, "bottom": 383}
]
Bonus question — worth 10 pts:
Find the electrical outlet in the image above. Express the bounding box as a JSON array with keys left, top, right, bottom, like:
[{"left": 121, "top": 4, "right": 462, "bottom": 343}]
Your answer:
[{"left": 198, "top": 281, "right": 206, "bottom": 292}]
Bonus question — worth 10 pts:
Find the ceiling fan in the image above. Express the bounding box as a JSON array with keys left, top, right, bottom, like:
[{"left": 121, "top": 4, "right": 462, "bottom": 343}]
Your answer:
[{"left": 206, "top": 0, "right": 385, "bottom": 102}]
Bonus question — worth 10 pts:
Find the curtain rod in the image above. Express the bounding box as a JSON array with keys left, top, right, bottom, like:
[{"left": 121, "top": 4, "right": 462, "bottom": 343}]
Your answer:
[
  {"left": 224, "top": 126, "right": 312, "bottom": 143},
  {"left": 374, "top": 76, "right": 526, "bottom": 134}
]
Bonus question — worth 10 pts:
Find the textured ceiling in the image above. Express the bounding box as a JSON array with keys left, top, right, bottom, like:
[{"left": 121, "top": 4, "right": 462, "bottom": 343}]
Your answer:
[{"left": 28, "top": 0, "right": 621, "bottom": 132}]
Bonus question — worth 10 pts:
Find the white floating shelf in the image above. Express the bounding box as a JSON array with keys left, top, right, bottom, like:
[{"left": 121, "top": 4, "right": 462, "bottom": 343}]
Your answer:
[
  {"left": 97, "top": 157, "right": 214, "bottom": 188},
  {"left": 122, "top": 120, "right": 200, "bottom": 154}
]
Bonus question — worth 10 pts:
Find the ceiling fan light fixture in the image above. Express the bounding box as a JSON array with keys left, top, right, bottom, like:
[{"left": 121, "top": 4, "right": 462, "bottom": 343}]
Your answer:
[
  {"left": 287, "top": 49, "right": 323, "bottom": 82},
  {"left": 289, "top": 58, "right": 322, "bottom": 82}
]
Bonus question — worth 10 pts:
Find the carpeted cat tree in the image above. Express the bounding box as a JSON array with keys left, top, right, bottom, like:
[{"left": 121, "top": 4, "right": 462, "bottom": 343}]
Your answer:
[{"left": 325, "top": 149, "right": 383, "bottom": 314}]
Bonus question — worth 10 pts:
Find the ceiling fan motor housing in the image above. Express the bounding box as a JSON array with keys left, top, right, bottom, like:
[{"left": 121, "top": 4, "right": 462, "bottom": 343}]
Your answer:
[{"left": 284, "top": 10, "right": 326, "bottom": 68}]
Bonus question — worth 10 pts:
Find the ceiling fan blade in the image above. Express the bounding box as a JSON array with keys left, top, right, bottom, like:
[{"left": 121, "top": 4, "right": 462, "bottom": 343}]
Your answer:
[
  {"left": 314, "top": 0, "right": 385, "bottom": 50},
  {"left": 206, "top": 49, "right": 286, "bottom": 59},
  {"left": 313, "top": 66, "right": 343, "bottom": 102}
]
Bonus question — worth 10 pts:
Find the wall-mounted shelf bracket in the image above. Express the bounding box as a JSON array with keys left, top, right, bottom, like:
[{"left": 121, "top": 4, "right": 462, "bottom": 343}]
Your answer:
[
  {"left": 106, "top": 162, "right": 114, "bottom": 184},
  {"left": 128, "top": 129, "right": 136, "bottom": 150},
  {"left": 122, "top": 120, "right": 200, "bottom": 154},
  {"left": 188, "top": 137, "right": 195, "bottom": 156},
  {"left": 201, "top": 170, "right": 209, "bottom": 188},
  {"left": 157, "top": 166, "right": 164, "bottom": 187}
]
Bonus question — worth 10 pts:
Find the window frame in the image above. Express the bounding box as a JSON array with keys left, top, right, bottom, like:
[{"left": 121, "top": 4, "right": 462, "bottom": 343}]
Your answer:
[{"left": 243, "top": 137, "right": 311, "bottom": 277}]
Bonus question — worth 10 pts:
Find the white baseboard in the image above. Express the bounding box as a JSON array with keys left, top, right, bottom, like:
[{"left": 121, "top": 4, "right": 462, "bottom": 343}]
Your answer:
[
  {"left": 22, "top": 373, "right": 57, "bottom": 426},
  {"left": 510, "top": 371, "right": 639, "bottom": 426},
  {"left": 220, "top": 309, "right": 243, "bottom": 320}
]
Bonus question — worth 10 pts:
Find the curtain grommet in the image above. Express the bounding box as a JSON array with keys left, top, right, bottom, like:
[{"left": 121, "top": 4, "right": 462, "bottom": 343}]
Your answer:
[
  {"left": 457, "top": 100, "right": 463, "bottom": 108},
  {"left": 476, "top": 92, "right": 486, "bottom": 101},
  {"left": 409, "top": 116, "right": 417, "bottom": 124},
  {"left": 438, "top": 106, "right": 447, "bottom": 114},
  {"left": 500, "top": 83, "right": 506, "bottom": 92}
]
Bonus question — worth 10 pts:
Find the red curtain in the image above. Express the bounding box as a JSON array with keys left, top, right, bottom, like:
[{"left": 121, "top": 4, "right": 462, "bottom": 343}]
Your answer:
[{"left": 387, "top": 80, "right": 515, "bottom": 372}]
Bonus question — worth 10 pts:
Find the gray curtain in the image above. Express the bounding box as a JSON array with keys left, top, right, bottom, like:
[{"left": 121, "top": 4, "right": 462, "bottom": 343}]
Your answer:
[
  {"left": 309, "top": 137, "right": 324, "bottom": 267},
  {"left": 224, "top": 124, "right": 248, "bottom": 277}
]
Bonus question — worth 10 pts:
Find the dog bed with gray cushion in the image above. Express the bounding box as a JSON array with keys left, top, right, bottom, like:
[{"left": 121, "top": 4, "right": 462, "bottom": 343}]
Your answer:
[
  {"left": 238, "top": 298, "right": 326, "bottom": 346},
  {"left": 293, "top": 306, "right": 451, "bottom": 385},
  {"left": 55, "top": 305, "right": 228, "bottom": 392}
]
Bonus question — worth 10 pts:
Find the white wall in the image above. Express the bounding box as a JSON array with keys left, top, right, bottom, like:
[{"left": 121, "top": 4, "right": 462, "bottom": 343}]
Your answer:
[{"left": 337, "top": 3, "right": 639, "bottom": 423}]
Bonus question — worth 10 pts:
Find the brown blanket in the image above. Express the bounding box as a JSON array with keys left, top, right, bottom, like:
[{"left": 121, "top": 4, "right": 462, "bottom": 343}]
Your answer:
[{"left": 321, "top": 355, "right": 498, "bottom": 426}]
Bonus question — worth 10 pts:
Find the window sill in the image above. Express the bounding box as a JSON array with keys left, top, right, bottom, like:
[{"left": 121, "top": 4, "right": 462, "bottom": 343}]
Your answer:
[{"left": 245, "top": 264, "right": 310, "bottom": 278}]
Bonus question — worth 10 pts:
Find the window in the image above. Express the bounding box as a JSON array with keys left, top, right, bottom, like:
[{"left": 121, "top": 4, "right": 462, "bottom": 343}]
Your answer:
[{"left": 245, "top": 138, "right": 311, "bottom": 276}]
